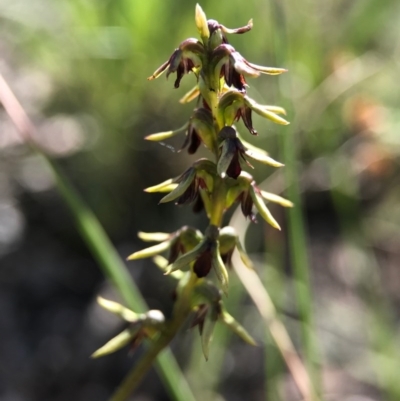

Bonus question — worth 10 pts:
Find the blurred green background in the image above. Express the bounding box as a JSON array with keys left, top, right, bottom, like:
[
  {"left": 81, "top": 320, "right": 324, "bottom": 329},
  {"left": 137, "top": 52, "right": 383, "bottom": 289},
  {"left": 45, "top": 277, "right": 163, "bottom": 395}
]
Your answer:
[{"left": 1, "top": 0, "right": 400, "bottom": 400}]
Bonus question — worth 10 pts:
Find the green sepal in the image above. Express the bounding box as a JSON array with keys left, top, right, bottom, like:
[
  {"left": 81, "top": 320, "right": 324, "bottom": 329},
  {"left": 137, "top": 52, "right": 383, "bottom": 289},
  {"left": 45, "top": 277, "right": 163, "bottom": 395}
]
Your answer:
[
  {"left": 138, "top": 231, "right": 171, "bottom": 242},
  {"left": 97, "top": 297, "right": 140, "bottom": 322},
  {"left": 166, "top": 240, "right": 207, "bottom": 274},
  {"left": 191, "top": 281, "right": 222, "bottom": 307},
  {"left": 225, "top": 179, "right": 248, "bottom": 209},
  {"left": 221, "top": 311, "right": 257, "bottom": 346},
  {"left": 199, "top": 188, "right": 212, "bottom": 218},
  {"left": 180, "top": 227, "right": 204, "bottom": 251},
  {"left": 127, "top": 240, "right": 171, "bottom": 260},
  {"left": 91, "top": 327, "right": 138, "bottom": 358},
  {"left": 218, "top": 227, "right": 254, "bottom": 270},
  {"left": 159, "top": 168, "right": 196, "bottom": 203},
  {"left": 218, "top": 226, "right": 237, "bottom": 255},
  {"left": 261, "top": 191, "right": 294, "bottom": 208},
  {"left": 250, "top": 185, "right": 281, "bottom": 230},
  {"left": 201, "top": 305, "right": 219, "bottom": 361},
  {"left": 212, "top": 242, "right": 229, "bottom": 295},
  {"left": 218, "top": 90, "right": 243, "bottom": 113},
  {"left": 191, "top": 109, "right": 217, "bottom": 152}
]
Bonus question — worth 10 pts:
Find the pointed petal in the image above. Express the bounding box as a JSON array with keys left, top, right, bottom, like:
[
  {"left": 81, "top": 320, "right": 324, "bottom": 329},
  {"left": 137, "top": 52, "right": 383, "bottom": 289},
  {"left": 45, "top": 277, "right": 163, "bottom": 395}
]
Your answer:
[
  {"left": 127, "top": 240, "right": 171, "bottom": 260},
  {"left": 91, "top": 328, "right": 137, "bottom": 358},
  {"left": 201, "top": 306, "right": 218, "bottom": 360},
  {"left": 159, "top": 168, "right": 196, "bottom": 203},
  {"left": 220, "top": 19, "right": 253, "bottom": 34},
  {"left": 245, "top": 149, "right": 284, "bottom": 167},
  {"left": 221, "top": 311, "right": 257, "bottom": 346},
  {"left": 260, "top": 191, "right": 294, "bottom": 208},
  {"left": 245, "top": 61, "right": 288, "bottom": 75},
  {"left": 145, "top": 123, "right": 188, "bottom": 141},
  {"left": 138, "top": 232, "right": 171, "bottom": 242},
  {"left": 252, "top": 106, "right": 290, "bottom": 125},
  {"left": 97, "top": 297, "right": 140, "bottom": 322},
  {"left": 238, "top": 136, "right": 268, "bottom": 154},
  {"left": 152, "top": 255, "right": 184, "bottom": 279},
  {"left": 144, "top": 179, "right": 176, "bottom": 193},
  {"left": 179, "top": 86, "right": 200, "bottom": 104},
  {"left": 250, "top": 185, "right": 281, "bottom": 230},
  {"left": 245, "top": 97, "right": 290, "bottom": 125},
  {"left": 263, "top": 105, "right": 287, "bottom": 115}
]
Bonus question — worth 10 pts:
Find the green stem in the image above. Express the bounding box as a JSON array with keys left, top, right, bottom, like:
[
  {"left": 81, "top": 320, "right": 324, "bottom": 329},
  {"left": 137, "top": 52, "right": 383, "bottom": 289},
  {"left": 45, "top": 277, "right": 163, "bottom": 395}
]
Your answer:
[{"left": 110, "top": 273, "right": 198, "bottom": 401}]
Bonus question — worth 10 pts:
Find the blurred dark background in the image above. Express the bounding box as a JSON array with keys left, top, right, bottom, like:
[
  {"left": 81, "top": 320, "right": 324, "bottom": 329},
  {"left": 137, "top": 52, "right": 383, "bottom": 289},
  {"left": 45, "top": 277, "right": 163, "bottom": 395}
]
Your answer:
[{"left": 1, "top": 0, "right": 400, "bottom": 400}]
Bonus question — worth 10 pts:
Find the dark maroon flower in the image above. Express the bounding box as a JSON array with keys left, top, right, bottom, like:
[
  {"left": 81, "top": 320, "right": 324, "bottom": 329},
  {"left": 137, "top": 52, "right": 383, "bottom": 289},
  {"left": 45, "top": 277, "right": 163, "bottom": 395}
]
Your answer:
[
  {"left": 193, "top": 238, "right": 214, "bottom": 277},
  {"left": 234, "top": 103, "right": 257, "bottom": 135},
  {"left": 181, "top": 108, "right": 216, "bottom": 154},
  {"left": 240, "top": 189, "right": 257, "bottom": 223},
  {"left": 148, "top": 38, "right": 204, "bottom": 88},
  {"left": 212, "top": 44, "right": 287, "bottom": 92},
  {"left": 217, "top": 126, "right": 253, "bottom": 179}
]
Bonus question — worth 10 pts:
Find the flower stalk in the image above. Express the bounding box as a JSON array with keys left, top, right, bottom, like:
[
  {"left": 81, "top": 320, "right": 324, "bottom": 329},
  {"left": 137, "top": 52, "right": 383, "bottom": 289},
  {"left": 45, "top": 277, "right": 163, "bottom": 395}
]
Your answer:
[{"left": 97, "top": 5, "right": 293, "bottom": 400}]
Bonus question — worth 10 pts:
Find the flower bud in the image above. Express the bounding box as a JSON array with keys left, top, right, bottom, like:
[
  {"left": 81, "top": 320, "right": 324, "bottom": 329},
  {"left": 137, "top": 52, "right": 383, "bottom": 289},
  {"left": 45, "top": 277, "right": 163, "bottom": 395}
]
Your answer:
[{"left": 195, "top": 4, "right": 210, "bottom": 43}]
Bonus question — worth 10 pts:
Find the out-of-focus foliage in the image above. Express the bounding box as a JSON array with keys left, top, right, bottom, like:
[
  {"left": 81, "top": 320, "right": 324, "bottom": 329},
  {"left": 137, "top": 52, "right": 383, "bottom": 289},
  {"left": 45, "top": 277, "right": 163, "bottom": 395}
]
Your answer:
[{"left": 1, "top": 0, "right": 400, "bottom": 400}]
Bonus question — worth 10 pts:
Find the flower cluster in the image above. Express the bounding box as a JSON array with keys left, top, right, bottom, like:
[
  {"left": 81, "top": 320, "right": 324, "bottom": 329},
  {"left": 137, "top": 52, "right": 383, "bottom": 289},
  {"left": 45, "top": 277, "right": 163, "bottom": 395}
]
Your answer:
[{"left": 94, "top": 4, "right": 292, "bottom": 361}]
